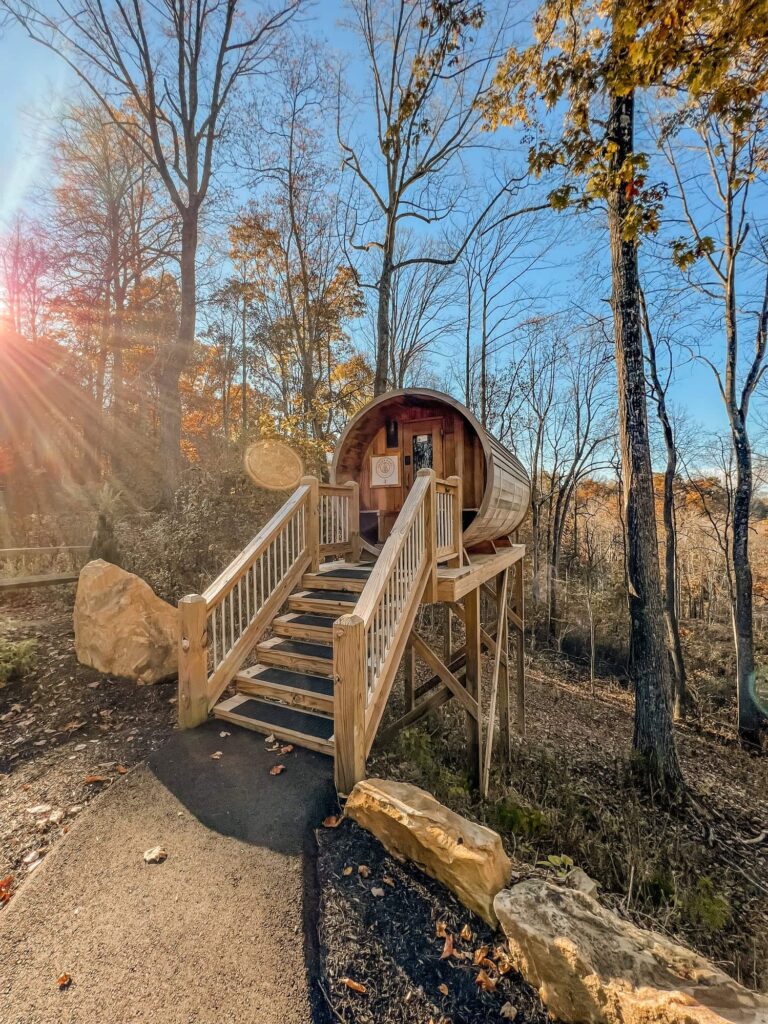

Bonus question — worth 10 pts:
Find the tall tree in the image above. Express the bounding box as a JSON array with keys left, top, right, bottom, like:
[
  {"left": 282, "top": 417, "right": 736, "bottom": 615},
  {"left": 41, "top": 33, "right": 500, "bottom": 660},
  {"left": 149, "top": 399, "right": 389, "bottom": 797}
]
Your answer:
[
  {"left": 660, "top": 101, "right": 768, "bottom": 744},
  {"left": 487, "top": 0, "right": 767, "bottom": 781},
  {"left": 338, "top": 0, "right": 513, "bottom": 394},
  {"left": 3, "top": 0, "right": 299, "bottom": 499}
]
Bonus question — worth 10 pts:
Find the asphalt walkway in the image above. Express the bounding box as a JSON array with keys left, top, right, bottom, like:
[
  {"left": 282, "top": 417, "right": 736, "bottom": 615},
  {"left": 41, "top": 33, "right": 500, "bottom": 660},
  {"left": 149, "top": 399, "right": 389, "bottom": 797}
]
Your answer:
[{"left": 0, "top": 722, "right": 335, "bottom": 1024}]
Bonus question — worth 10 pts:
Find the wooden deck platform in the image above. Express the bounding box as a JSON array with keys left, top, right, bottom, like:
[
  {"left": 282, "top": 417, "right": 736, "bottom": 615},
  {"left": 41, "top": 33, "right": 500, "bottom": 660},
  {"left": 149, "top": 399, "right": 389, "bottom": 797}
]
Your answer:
[{"left": 435, "top": 545, "right": 524, "bottom": 602}]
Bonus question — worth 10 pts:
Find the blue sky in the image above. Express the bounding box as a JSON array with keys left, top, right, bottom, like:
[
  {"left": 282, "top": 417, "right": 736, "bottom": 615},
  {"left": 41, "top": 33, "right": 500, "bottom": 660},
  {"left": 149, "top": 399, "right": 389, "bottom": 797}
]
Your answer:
[{"left": 0, "top": 3, "right": 745, "bottom": 440}]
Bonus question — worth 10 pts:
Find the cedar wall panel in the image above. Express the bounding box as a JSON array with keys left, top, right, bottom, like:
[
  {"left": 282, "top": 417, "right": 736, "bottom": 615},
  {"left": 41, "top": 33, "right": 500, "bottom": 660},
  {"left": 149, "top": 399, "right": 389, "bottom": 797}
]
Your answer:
[{"left": 332, "top": 389, "right": 529, "bottom": 548}]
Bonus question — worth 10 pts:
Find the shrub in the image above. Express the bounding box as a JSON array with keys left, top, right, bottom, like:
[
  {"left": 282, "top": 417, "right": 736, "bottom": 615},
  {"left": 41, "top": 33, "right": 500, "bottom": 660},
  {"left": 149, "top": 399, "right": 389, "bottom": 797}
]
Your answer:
[{"left": 0, "top": 638, "right": 37, "bottom": 685}]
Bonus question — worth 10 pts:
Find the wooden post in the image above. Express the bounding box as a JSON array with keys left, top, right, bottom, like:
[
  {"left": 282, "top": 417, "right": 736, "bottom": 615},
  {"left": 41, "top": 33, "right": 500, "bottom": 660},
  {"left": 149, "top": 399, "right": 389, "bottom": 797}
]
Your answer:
[
  {"left": 496, "top": 569, "right": 511, "bottom": 766},
  {"left": 420, "top": 468, "right": 438, "bottom": 602},
  {"left": 446, "top": 474, "right": 462, "bottom": 567},
  {"left": 463, "top": 584, "right": 482, "bottom": 789},
  {"left": 515, "top": 558, "right": 526, "bottom": 736},
  {"left": 178, "top": 594, "right": 209, "bottom": 729},
  {"left": 403, "top": 636, "right": 415, "bottom": 711},
  {"left": 481, "top": 568, "right": 509, "bottom": 798},
  {"left": 333, "top": 613, "right": 367, "bottom": 795},
  {"left": 346, "top": 480, "right": 361, "bottom": 562},
  {"left": 302, "top": 475, "right": 320, "bottom": 572},
  {"left": 443, "top": 604, "right": 452, "bottom": 664}
]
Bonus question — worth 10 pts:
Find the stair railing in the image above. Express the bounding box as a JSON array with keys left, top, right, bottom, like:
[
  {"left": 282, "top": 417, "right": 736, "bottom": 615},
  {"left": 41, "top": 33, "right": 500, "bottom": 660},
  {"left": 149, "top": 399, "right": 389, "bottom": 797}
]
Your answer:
[
  {"left": 435, "top": 475, "right": 462, "bottom": 564},
  {"left": 318, "top": 481, "right": 360, "bottom": 561},
  {"left": 333, "top": 468, "right": 437, "bottom": 793},
  {"left": 178, "top": 476, "right": 319, "bottom": 728}
]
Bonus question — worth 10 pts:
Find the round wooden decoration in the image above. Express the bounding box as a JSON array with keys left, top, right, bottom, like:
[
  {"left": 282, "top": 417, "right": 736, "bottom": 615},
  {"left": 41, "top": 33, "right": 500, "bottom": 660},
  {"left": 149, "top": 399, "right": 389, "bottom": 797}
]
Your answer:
[{"left": 244, "top": 439, "right": 304, "bottom": 491}]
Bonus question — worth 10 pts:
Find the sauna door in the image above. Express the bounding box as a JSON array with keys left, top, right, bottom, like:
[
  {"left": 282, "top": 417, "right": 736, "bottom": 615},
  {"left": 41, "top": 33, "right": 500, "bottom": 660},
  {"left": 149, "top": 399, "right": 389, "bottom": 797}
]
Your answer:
[{"left": 402, "top": 418, "right": 444, "bottom": 492}]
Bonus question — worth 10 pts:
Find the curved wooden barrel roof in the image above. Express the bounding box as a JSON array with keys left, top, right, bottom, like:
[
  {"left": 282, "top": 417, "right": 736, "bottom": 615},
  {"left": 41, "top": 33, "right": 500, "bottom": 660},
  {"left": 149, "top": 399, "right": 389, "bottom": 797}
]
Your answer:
[{"left": 331, "top": 388, "right": 530, "bottom": 547}]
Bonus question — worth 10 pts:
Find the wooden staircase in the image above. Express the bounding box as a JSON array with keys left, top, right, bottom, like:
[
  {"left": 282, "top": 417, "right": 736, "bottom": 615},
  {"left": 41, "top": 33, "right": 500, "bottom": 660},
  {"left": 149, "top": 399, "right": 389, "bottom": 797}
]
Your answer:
[{"left": 212, "top": 561, "right": 373, "bottom": 756}]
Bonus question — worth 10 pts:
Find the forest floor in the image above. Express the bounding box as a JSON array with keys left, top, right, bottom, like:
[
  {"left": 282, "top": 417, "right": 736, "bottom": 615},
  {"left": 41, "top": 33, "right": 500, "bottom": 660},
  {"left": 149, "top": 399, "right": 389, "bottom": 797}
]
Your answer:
[
  {"left": 2, "top": 591, "right": 767, "bottom": 1000},
  {"left": 369, "top": 624, "right": 768, "bottom": 994},
  {"left": 0, "top": 588, "right": 177, "bottom": 894}
]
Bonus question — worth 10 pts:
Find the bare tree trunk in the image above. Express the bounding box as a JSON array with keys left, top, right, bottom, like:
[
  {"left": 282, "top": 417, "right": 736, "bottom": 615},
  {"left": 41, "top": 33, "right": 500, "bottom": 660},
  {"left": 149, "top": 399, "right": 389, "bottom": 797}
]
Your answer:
[
  {"left": 607, "top": 85, "right": 682, "bottom": 790},
  {"left": 733, "top": 422, "right": 760, "bottom": 745},
  {"left": 158, "top": 212, "right": 197, "bottom": 501},
  {"left": 241, "top": 295, "right": 248, "bottom": 441},
  {"left": 375, "top": 245, "right": 394, "bottom": 395},
  {"left": 641, "top": 292, "right": 687, "bottom": 719}
]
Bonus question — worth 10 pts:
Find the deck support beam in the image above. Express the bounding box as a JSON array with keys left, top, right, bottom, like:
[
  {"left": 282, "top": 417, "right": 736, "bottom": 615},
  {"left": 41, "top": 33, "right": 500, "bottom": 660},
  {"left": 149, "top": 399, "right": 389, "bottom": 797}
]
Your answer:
[{"left": 463, "top": 585, "right": 482, "bottom": 790}]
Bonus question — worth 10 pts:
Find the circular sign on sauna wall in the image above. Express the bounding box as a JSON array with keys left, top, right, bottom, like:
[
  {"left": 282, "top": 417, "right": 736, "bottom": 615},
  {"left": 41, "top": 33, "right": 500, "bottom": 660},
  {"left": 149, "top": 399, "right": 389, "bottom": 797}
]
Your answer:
[{"left": 244, "top": 439, "right": 304, "bottom": 491}]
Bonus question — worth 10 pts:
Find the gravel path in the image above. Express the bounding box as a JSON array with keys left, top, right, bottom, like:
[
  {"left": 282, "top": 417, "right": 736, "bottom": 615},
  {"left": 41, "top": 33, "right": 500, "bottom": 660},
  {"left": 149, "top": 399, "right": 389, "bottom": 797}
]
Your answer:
[{"left": 0, "top": 722, "right": 336, "bottom": 1024}]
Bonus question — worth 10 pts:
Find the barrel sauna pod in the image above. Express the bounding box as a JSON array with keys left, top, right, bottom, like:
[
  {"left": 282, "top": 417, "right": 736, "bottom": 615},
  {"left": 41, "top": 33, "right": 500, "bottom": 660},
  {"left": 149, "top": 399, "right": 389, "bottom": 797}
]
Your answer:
[{"left": 331, "top": 388, "right": 530, "bottom": 551}]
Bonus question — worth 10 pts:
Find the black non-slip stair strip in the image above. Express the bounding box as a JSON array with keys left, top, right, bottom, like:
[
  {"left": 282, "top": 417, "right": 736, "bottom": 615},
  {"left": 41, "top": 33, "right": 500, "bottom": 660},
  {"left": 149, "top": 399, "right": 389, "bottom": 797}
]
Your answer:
[
  {"left": 282, "top": 613, "right": 336, "bottom": 629},
  {"left": 266, "top": 638, "right": 333, "bottom": 660},
  {"left": 317, "top": 567, "right": 372, "bottom": 580},
  {"left": 230, "top": 697, "right": 334, "bottom": 740},
  {"left": 300, "top": 589, "right": 357, "bottom": 603},
  {"left": 246, "top": 665, "right": 333, "bottom": 697}
]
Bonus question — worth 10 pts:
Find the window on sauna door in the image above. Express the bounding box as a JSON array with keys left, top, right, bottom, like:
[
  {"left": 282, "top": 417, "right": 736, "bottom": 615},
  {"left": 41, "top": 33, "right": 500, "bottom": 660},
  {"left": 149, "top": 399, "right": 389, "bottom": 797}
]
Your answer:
[{"left": 412, "top": 433, "right": 433, "bottom": 472}]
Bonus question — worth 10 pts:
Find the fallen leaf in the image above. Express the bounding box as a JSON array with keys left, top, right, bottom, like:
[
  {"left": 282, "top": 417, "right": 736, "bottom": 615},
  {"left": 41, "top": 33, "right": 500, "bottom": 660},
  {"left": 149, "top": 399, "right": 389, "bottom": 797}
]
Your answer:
[
  {"left": 473, "top": 945, "right": 490, "bottom": 965},
  {"left": 342, "top": 866, "right": 353, "bottom": 876},
  {"left": 143, "top": 846, "right": 168, "bottom": 864},
  {"left": 357, "top": 864, "right": 370, "bottom": 878},
  {"left": 219, "top": 731, "right": 231, "bottom": 738},
  {"left": 57, "top": 974, "right": 72, "bottom": 990},
  {"left": 475, "top": 969, "right": 497, "bottom": 992},
  {"left": 0, "top": 876, "right": 14, "bottom": 904},
  {"left": 61, "top": 720, "right": 85, "bottom": 732},
  {"left": 438, "top": 983, "right": 449, "bottom": 996},
  {"left": 341, "top": 978, "right": 366, "bottom": 994},
  {"left": 279, "top": 744, "right": 294, "bottom": 754},
  {"left": 116, "top": 766, "right": 128, "bottom": 775},
  {"left": 370, "top": 886, "right": 385, "bottom": 898},
  {"left": 210, "top": 751, "right": 223, "bottom": 760},
  {"left": 460, "top": 923, "right": 472, "bottom": 941},
  {"left": 382, "top": 875, "right": 395, "bottom": 887},
  {"left": 264, "top": 734, "right": 276, "bottom": 744},
  {"left": 440, "top": 933, "right": 454, "bottom": 960},
  {"left": 323, "top": 815, "right": 342, "bottom": 828},
  {"left": 27, "top": 804, "right": 52, "bottom": 815},
  {"left": 501, "top": 1002, "right": 517, "bottom": 1020},
  {"left": 269, "top": 764, "right": 285, "bottom": 776},
  {"left": 435, "top": 919, "right": 448, "bottom": 938},
  {"left": 83, "top": 775, "right": 109, "bottom": 785}
]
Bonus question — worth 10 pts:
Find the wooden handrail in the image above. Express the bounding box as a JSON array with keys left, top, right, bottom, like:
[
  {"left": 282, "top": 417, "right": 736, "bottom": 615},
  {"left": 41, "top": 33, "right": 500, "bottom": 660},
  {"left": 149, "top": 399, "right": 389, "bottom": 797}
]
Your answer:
[
  {"left": 333, "top": 469, "right": 434, "bottom": 793},
  {"left": 178, "top": 478, "right": 316, "bottom": 728}
]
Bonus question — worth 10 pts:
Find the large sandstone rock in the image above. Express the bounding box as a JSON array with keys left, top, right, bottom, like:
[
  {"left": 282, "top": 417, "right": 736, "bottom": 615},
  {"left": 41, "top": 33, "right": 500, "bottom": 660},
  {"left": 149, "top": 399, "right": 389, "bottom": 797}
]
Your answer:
[
  {"left": 345, "top": 778, "right": 511, "bottom": 925},
  {"left": 74, "top": 560, "right": 179, "bottom": 684},
  {"left": 495, "top": 880, "right": 768, "bottom": 1024}
]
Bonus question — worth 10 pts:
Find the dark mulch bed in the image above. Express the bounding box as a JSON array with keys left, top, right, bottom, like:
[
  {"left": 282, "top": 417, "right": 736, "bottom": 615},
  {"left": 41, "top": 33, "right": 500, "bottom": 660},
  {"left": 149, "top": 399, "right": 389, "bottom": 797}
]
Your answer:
[{"left": 316, "top": 818, "right": 551, "bottom": 1024}]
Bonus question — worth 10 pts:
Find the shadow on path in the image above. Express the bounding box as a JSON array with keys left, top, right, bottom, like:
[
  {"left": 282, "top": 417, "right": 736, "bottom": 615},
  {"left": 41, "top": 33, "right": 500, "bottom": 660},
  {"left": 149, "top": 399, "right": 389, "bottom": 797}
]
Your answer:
[{"left": 149, "top": 720, "right": 336, "bottom": 856}]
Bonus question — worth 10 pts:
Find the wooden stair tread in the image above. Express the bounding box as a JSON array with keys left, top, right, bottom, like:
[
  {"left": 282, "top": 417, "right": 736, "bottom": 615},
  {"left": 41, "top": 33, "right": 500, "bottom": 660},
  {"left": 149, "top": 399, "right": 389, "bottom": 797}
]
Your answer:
[
  {"left": 318, "top": 567, "right": 371, "bottom": 579},
  {"left": 293, "top": 588, "right": 357, "bottom": 603},
  {"left": 214, "top": 694, "right": 334, "bottom": 754},
  {"left": 271, "top": 612, "right": 336, "bottom": 641},
  {"left": 238, "top": 664, "right": 333, "bottom": 697},
  {"left": 260, "top": 637, "right": 332, "bottom": 660}
]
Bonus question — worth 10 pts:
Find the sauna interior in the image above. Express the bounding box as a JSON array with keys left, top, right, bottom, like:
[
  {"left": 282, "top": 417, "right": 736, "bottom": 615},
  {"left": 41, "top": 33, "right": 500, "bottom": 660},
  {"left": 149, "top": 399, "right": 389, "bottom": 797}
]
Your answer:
[{"left": 331, "top": 388, "right": 528, "bottom": 550}]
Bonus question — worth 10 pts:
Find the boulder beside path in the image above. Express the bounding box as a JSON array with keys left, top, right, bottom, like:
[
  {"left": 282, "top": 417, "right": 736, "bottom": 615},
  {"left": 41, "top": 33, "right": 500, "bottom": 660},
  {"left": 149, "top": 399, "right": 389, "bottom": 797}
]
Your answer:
[
  {"left": 494, "top": 879, "right": 768, "bottom": 1024},
  {"left": 74, "top": 559, "right": 178, "bottom": 684},
  {"left": 345, "top": 777, "right": 512, "bottom": 925}
]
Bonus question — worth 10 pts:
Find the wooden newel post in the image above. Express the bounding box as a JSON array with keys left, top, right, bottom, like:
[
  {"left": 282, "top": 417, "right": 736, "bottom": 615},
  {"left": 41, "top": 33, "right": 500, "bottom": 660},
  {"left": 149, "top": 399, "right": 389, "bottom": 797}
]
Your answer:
[
  {"left": 302, "top": 475, "right": 320, "bottom": 572},
  {"left": 333, "top": 613, "right": 367, "bottom": 795},
  {"left": 420, "top": 468, "right": 438, "bottom": 602},
  {"left": 446, "top": 474, "right": 463, "bottom": 567},
  {"left": 178, "top": 594, "right": 209, "bottom": 729},
  {"left": 346, "top": 480, "right": 361, "bottom": 561}
]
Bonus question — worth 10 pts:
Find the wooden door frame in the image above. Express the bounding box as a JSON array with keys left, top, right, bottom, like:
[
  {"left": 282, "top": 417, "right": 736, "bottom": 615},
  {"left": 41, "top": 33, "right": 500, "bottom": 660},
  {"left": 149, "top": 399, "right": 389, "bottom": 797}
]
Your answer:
[{"left": 402, "top": 417, "right": 445, "bottom": 492}]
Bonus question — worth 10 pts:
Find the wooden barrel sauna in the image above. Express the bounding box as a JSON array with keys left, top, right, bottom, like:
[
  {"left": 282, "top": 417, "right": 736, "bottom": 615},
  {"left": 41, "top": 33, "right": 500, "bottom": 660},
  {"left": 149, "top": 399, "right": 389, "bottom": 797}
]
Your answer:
[{"left": 331, "top": 388, "right": 530, "bottom": 550}]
